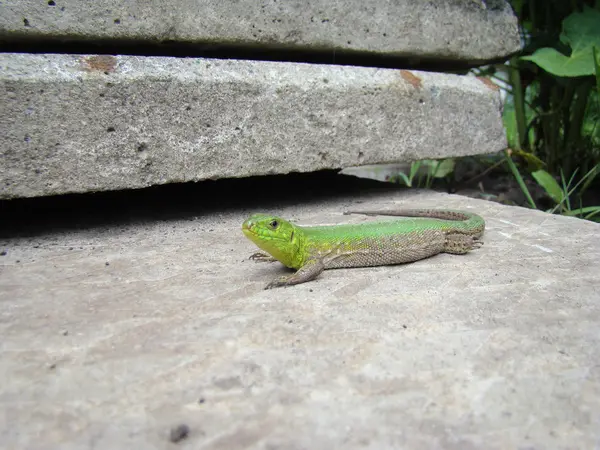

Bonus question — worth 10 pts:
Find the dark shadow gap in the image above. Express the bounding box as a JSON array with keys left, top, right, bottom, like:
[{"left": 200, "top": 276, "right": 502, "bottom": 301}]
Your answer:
[
  {"left": 0, "top": 36, "right": 509, "bottom": 72},
  {"left": 0, "top": 171, "right": 403, "bottom": 238}
]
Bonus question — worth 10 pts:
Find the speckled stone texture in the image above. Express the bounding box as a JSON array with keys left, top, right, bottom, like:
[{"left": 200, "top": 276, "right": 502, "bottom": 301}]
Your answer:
[
  {"left": 0, "top": 0, "right": 520, "bottom": 61},
  {"left": 1, "top": 188, "right": 598, "bottom": 449},
  {"left": 0, "top": 54, "right": 506, "bottom": 199}
]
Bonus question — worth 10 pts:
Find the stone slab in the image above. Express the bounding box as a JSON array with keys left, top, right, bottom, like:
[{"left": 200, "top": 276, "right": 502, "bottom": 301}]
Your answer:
[
  {"left": 1, "top": 186, "right": 599, "bottom": 449},
  {"left": 0, "top": 53, "right": 506, "bottom": 199},
  {"left": 0, "top": 0, "right": 521, "bottom": 62}
]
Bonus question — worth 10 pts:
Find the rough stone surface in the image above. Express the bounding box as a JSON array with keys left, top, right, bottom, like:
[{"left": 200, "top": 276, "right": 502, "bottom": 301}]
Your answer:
[
  {"left": 0, "top": 0, "right": 521, "bottom": 62},
  {"left": 1, "top": 186, "right": 599, "bottom": 449},
  {"left": 0, "top": 53, "right": 506, "bottom": 199}
]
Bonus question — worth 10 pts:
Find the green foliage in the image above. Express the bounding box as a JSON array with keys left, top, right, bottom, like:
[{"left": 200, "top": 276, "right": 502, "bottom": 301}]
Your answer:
[
  {"left": 521, "top": 6, "right": 600, "bottom": 77},
  {"left": 504, "top": 150, "right": 537, "bottom": 208},
  {"left": 507, "top": 162, "right": 600, "bottom": 220},
  {"left": 553, "top": 164, "right": 600, "bottom": 218},
  {"left": 531, "top": 169, "right": 563, "bottom": 203},
  {"left": 500, "top": 1, "right": 600, "bottom": 220},
  {"left": 394, "top": 1, "right": 600, "bottom": 221},
  {"left": 502, "top": 84, "right": 538, "bottom": 154},
  {"left": 389, "top": 159, "right": 455, "bottom": 189},
  {"left": 596, "top": 45, "right": 600, "bottom": 92}
]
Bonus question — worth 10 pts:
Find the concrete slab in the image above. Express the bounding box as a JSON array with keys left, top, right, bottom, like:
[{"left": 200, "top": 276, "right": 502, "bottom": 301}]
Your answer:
[
  {"left": 1, "top": 184, "right": 599, "bottom": 449},
  {"left": 0, "top": 53, "right": 506, "bottom": 199},
  {"left": 0, "top": 0, "right": 520, "bottom": 62}
]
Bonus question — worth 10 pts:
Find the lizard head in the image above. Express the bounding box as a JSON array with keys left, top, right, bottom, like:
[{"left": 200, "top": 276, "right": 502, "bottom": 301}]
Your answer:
[{"left": 242, "top": 214, "right": 301, "bottom": 268}]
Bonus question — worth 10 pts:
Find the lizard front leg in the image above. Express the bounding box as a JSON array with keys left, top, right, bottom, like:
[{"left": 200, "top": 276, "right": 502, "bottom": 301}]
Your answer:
[
  {"left": 249, "top": 251, "right": 278, "bottom": 263},
  {"left": 265, "top": 259, "right": 325, "bottom": 289}
]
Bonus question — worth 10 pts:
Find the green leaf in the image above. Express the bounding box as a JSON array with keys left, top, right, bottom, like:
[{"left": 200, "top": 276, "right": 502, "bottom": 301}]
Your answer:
[
  {"left": 395, "top": 172, "right": 411, "bottom": 187},
  {"left": 421, "top": 159, "right": 455, "bottom": 178},
  {"left": 595, "top": 46, "right": 600, "bottom": 94},
  {"left": 431, "top": 159, "right": 455, "bottom": 178},
  {"left": 579, "top": 163, "right": 599, "bottom": 196},
  {"left": 563, "top": 206, "right": 600, "bottom": 220},
  {"left": 502, "top": 99, "right": 518, "bottom": 149},
  {"left": 532, "top": 169, "right": 563, "bottom": 203},
  {"left": 521, "top": 6, "right": 600, "bottom": 77},
  {"left": 563, "top": 206, "right": 600, "bottom": 216},
  {"left": 505, "top": 151, "right": 536, "bottom": 209},
  {"left": 585, "top": 209, "right": 600, "bottom": 220},
  {"left": 409, "top": 161, "right": 422, "bottom": 180}
]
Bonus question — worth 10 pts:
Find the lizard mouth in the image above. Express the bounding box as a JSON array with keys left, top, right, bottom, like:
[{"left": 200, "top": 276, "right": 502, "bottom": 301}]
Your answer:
[{"left": 242, "top": 222, "right": 259, "bottom": 241}]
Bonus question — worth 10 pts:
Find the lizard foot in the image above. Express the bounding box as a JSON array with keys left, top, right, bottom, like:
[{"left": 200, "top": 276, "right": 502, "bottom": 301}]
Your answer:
[
  {"left": 264, "top": 275, "right": 293, "bottom": 289},
  {"left": 472, "top": 238, "right": 484, "bottom": 249},
  {"left": 264, "top": 259, "right": 325, "bottom": 289},
  {"left": 249, "top": 252, "right": 278, "bottom": 263},
  {"left": 444, "top": 234, "right": 484, "bottom": 254}
]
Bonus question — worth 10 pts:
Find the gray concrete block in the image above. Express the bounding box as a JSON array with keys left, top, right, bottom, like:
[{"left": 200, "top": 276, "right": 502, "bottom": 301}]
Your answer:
[
  {"left": 1, "top": 190, "right": 599, "bottom": 448},
  {"left": 1, "top": 0, "right": 521, "bottom": 62},
  {"left": 0, "top": 53, "right": 506, "bottom": 199}
]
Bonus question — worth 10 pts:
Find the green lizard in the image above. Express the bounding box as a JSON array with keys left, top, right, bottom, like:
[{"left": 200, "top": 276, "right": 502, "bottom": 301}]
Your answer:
[{"left": 242, "top": 209, "right": 485, "bottom": 289}]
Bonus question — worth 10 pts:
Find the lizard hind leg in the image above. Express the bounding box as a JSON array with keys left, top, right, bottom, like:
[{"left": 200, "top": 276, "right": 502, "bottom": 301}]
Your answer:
[{"left": 444, "top": 233, "right": 483, "bottom": 254}]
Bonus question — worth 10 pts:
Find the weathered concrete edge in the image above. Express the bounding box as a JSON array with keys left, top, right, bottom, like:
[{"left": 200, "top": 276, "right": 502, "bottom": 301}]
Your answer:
[
  {"left": 0, "top": 54, "right": 507, "bottom": 199},
  {"left": 0, "top": 0, "right": 521, "bottom": 62}
]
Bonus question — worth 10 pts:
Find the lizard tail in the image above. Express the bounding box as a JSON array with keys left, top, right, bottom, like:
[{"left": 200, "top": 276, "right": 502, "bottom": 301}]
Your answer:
[{"left": 343, "top": 208, "right": 478, "bottom": 222}]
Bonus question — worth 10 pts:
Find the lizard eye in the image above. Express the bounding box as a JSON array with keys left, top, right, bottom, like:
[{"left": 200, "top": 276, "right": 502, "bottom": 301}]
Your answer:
[{"left": 269, "top": 220, "right": 279, "bottom": 229}]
